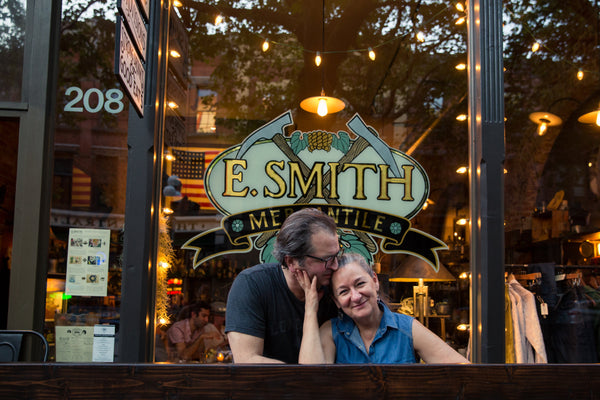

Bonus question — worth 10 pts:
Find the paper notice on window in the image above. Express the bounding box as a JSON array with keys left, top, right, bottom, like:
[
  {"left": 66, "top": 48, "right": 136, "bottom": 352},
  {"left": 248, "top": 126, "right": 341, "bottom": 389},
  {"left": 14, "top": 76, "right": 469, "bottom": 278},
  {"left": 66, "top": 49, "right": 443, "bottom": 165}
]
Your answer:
[
  {"left": 92, "top": 324, "right": 115, "bottom": 362},
  {"left": 55, "top": 326, "right": 94, "bottom": 362},
  {"left": 65, "top": 228, "right": 110, "bottom": 297}
]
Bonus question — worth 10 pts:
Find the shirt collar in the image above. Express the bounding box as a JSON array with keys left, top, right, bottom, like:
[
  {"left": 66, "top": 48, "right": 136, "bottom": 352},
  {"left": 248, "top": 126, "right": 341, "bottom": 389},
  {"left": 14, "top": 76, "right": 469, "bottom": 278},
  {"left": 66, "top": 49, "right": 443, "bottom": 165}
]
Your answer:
[{"left": 337, "top": 300, "right": 399, "bottom": 335}]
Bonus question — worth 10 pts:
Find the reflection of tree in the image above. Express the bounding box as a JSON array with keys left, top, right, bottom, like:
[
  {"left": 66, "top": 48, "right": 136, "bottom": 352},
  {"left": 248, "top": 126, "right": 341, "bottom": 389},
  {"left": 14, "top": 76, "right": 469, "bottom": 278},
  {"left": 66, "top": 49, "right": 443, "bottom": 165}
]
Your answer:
[
  {"left": 0, "top": 0, "right": 25, "bottom": 101},
  {"left": 56, "top": 0, "right": 123, "bottom": 129},
  {"left": 179, "top": 0, "right": 467, "bottom": 137}
]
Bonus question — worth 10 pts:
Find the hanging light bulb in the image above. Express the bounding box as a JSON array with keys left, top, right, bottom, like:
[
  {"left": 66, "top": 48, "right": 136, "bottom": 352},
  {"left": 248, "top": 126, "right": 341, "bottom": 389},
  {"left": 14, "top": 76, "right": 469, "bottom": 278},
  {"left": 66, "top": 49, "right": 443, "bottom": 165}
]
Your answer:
[
  {"left": 416, "top": 31, "right": 425, "bottom": 42},
  {"left": 456, "top": 2, "right": 465, "bottom": 12},
  {"left": 577, "top": 69, "right": 584, "bottom": 81},
  {"left": 214, "top": 14, "right": 223, "bottom": 25},
  {"left": 455, "top": 63, "right": 467, "bottom": 70},
  {"left": 455, "top": 16, "right": 466, "bottom": 25},
  {"left": 169, "top": 49, "right": 181, "bottom": 58},
  {"left": 578, "top": 102, "right": 600, "bottom": 127},
  {"left": 368, "top": 47, "right": 376, "bottom": 61},
  {"left": 456, "top": 114, "right": 467, "bottom": 121},
  {"left": 529, "top": 112, "right": 562, "bottom": 136},
  {"left": 531, "top": 42, "right": 540, "bottom": 52},
  {"left": 315, "top": 51, "right": 322, "bottom": 66},
  {"left": 317, "top": 98, "right": 328, "bottom": 116},
  {"left": 173, "top": 0, "right": 183, "bottom": 7},
  {"left": 300, "top": 89, "right": 345, "bottom": 117},
  {"left": 262, "top": 39, "right": 269, "bottom": 52}
]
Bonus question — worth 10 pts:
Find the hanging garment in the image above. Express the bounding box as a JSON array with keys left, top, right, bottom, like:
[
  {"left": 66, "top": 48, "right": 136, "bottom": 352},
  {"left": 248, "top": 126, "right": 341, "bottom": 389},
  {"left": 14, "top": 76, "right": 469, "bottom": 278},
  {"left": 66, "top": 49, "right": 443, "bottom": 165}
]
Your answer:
[
  {"left": 508, "top": 277, "right": 548, "bottom": 363},
  {"left": 507, "top": 281, "right": 526, "bottom": 362},
  {"left": 505, "top": 284, "right": 516, "bottom": 363}
]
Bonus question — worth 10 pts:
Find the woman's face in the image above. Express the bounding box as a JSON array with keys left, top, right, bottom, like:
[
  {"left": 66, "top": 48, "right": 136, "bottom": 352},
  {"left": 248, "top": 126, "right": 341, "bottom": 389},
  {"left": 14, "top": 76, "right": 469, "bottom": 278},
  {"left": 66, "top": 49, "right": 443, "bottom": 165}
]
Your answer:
[{"left": 331, "top": 261, "right": 379, "bottom": 321}]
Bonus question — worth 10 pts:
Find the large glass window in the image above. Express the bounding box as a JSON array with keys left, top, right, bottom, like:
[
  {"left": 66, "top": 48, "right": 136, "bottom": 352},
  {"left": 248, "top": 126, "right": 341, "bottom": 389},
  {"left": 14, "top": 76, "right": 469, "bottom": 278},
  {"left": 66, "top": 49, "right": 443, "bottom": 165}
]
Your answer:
[
  {"left": 44, "top": 0, "right": 128, "bottom": 362},
  {"left": 0, "top": 0, "right": 26, "bottom": 102},
  {"left": 156, "top": 1, "right": 471, "bottom": 363},
  {"left": 504, "top": 1, "right": 600, "bottom": 363}
]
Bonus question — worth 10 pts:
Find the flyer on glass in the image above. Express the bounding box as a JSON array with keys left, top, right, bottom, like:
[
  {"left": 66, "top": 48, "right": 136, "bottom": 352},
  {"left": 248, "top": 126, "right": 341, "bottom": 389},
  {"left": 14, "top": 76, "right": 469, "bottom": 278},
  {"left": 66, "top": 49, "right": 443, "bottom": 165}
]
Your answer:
[{"left": 65, "top": 228, "right": 110, "bottom": 296}]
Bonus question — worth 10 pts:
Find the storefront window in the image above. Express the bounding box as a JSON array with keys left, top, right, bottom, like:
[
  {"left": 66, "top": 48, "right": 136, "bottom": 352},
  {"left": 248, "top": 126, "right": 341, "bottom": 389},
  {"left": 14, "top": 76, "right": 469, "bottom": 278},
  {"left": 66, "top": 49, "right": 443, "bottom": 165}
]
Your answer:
[
  {"left": 504, "top": 1, "right": 600, "bottom": 363},
  {"left": 156, "top": 1, "right": 471, "bottom": 363},
  {"left": 44, "top": 0, "right": 128, "bottom": 362},
  {"left": 0, "top": 0, "right": 26, "bottom": 102}
]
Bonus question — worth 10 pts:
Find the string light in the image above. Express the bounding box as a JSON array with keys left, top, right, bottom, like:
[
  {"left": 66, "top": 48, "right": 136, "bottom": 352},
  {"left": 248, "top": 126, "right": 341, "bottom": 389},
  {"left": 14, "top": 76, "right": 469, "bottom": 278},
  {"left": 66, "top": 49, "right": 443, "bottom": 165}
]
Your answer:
[
  {"left": 173, "top": 0, "right": 182, "bottom": 7},
  {"left": 262, "top": 39, "right": 269, "bottom": 52},
  {"left": 456, "top": 2, "right": 465, "bottom": 12},
  {"left": 215, "top": 14, "right": 223, "bottom": 25},
  {"left": 531, "top": 41, "right": 540, "bottom": 52},
  {"left": 456, "top": 114, "right": 467, "bottom": 121},
  {"left": 315, "top": 51, "right": 322, "bottom": 66},
  {"left": 456, "top": 166, "right": 468, "bottom": 174},
  {"left": 577, "top": 69, "right": 584, "bottom": 80},
  {"left": 169, "top": 50, "right": 181, "bottom": 58},
  {"left": 455, "top": 63, "right": 466, "bottom": 70},
  {"left": 416, "top": 31, "right": 426, "bottom": 42},
  {"left": 455, "top": 16, "right": 466, "bottom": 25},
  {"left": 167, "top": 101, "right": 179, "bottom": 109},
  {"left": 368, "top": 47, "right": 376, "bottom": 61}
]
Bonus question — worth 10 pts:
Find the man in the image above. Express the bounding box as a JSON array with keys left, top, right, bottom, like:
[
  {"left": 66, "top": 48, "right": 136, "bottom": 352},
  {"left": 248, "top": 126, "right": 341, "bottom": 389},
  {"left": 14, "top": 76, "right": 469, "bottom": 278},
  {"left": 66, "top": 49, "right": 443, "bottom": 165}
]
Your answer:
[
  {"left": 225, "top": 208, "right": 341, "bottom": 363},
  {"left": 167, "top": 302, "right": 225, "bottom": 362}
]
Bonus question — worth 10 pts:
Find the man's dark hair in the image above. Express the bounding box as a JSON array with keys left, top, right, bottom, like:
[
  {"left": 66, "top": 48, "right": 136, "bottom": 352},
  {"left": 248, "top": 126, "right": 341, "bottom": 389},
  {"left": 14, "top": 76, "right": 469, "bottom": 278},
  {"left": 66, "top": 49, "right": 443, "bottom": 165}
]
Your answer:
[
  {"left": 178, "top": 302, "right": 212, "bottom": 320},
  {"left": 272, "top": 208, "right": 337, "bottom": 267}
]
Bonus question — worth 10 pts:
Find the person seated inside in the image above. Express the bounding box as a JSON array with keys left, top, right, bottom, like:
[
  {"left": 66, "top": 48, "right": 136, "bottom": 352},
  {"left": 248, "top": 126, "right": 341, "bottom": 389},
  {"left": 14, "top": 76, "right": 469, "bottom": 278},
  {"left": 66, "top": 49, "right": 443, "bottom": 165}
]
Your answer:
[
  {"left": 167, "top": 302, "right": 225, "bottom": 362},
  {"left": 296, "top": 253, "right": 470, "bottom": 364}
]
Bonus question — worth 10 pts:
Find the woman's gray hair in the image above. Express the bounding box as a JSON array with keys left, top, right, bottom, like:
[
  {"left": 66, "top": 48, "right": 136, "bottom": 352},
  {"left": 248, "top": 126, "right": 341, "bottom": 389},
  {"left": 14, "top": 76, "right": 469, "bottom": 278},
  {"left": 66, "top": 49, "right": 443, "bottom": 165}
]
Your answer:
[
  {"left": 272, "top": 208, "right": 337, "bottom": 267},
  {"left": 337, "top": 252, "right": 375, "bottom": 277}
]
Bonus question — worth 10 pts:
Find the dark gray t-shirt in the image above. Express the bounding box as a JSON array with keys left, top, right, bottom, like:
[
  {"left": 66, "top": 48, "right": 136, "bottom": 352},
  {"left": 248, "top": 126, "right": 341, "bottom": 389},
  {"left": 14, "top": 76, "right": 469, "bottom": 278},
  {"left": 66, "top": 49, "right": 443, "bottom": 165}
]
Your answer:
[{"left": 225, "top": 263, "right": 337, "bottom": 363}]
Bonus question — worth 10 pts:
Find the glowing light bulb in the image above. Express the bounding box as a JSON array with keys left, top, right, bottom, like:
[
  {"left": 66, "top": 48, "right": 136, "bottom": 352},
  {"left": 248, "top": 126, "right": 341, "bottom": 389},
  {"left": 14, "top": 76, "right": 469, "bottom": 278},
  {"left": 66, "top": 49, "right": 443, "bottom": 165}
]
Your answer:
[
  {"left": 368, "top": 47, "right": 376, "bottom": 61},
  {"left": 262, "top": 39, "right": 269, "bottom": 52},
  {"left": 169, "top": 50, "right": 181, "bottom": 58},
  {"left": 456, "top": 114, "right": 467, "bottom": 121},
  {"left": 455, "top": 17, "right": 466, "bottom": 25},
  {"left": 167, "top": 101, "right": 178, "bottom": 109},
  {"left": 214, "top": 14, "right": 223, "bottom": 25},
  {"left": 538, "top": 120, "right": 548, "bottom": 136},
  {"left": 595, "top": 111, "right": 600, "bottom": 127},
  {"left": 456, "top": 2, "right": 465, "bottom": 12},
  {"left": 531, "top": 42, "right": 540, "bottom": 52},
  {"left": 456, "top": 166, "right": 468, "bottom": 174},
  {"left": 317, "top": 98, "right": 328, "bottom": 116},
  {"left": 577, "top": 69, "right": 584, "bottom": 80},
  {"left": 455, "top": 63, "right": 466, "bottom": 70},
  {"left": 456, "top": 218, "right": 468, "bottom": 226},
  {"left": 173, "top": 0, "right": 182, "bottom": 7},
  {"left": 315, "top": 51, "right": 321, "bottom": 66},
  {"left": 416, "top": 31, "right": 425, "bottom": 42}
]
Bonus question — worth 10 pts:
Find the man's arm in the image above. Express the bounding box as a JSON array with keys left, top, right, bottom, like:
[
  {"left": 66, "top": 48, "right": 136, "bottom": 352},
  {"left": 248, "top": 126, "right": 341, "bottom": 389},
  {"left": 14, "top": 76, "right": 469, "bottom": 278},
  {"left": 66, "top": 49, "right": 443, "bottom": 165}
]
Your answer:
[
  {"left": 227, "top": 331, "right": 284, "bottom": 363},
  {"left": 174, "top": 332, "right": 212, "bottom": 361}
]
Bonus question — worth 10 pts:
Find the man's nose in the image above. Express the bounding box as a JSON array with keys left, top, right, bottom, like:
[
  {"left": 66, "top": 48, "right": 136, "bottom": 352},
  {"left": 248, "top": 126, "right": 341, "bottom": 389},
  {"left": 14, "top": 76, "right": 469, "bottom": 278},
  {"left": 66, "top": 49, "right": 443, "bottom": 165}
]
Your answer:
[{"left": 328, "top": 257, "right": 339, "bottom": 271}]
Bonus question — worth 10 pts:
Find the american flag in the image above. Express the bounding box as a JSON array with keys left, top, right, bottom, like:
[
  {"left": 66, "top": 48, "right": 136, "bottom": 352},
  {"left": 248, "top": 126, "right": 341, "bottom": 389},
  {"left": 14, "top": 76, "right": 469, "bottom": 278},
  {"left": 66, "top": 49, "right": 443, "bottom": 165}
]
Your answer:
[
  {"left": 71, "top": 167, "right": 91, "bottom": 208},
  {"left": 170, "top": 147, "right": 223, "bottom": 209}
]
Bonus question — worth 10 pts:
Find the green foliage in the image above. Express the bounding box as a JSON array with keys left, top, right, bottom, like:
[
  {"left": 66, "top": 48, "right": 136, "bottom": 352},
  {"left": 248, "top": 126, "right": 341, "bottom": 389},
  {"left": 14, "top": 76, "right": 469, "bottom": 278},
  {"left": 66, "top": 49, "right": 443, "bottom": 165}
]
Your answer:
[
  {"left": 259, "top": 235, "right": 278, "bottom": 264},
  {"left": 332, "top": 130, "right": 351, "bottom": 153},
  {"left": 290, "top": 130, "right": 308, "bottom": 154},
  {"left": 339, "top": 233, "right": 373, "bottom": 264}
]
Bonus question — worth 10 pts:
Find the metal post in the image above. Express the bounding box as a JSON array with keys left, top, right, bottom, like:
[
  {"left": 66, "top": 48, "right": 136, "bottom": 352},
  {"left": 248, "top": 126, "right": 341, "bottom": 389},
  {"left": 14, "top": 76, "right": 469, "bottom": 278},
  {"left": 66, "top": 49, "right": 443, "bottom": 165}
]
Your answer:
[
  {"left": 468, "top": 0, "right": 506, "bottom": 363},
  {"left": 119, "top": 0, "right": 169, "bottom": 362}
]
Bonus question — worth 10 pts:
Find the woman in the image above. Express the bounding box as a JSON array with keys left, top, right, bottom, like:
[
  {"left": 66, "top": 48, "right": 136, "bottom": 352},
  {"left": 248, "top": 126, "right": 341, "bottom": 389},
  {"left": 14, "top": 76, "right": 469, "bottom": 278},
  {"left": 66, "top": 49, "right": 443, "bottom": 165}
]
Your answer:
[{"left": 296, "top": 253, "right": 469, "bottom": 364}]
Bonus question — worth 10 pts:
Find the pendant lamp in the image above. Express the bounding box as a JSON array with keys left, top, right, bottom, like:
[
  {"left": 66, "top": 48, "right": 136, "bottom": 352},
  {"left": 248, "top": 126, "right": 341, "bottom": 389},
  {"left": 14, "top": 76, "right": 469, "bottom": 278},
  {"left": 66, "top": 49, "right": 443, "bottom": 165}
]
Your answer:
[{"left": 300, "top": 0, "right": 345, "bottom": 117}]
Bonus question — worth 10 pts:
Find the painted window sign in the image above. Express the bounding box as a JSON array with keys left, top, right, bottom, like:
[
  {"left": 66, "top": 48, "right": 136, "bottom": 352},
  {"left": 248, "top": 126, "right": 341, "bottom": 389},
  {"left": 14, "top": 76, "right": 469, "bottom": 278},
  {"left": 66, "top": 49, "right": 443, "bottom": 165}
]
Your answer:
[{"left": 183, "top": 111, "right": 446, "bottom": 272}]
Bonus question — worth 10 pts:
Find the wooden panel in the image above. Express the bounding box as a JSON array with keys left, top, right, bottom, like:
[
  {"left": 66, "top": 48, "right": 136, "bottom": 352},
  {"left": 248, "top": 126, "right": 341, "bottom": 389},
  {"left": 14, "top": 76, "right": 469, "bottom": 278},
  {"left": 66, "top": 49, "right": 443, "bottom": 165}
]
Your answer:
[{"left": 0, "top": 364, "right": 599, "bottom": 399}]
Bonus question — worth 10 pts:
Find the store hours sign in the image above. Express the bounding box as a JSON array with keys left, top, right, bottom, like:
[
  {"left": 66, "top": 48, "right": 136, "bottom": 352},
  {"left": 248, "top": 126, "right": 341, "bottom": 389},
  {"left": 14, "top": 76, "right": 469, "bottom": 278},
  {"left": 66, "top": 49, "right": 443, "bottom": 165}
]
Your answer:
[
  {"left": 114, "top": 0, "right": 148, "bottom": 117},
  {"left": 182, "top": 111, "right": 448, "bottom": 273}
]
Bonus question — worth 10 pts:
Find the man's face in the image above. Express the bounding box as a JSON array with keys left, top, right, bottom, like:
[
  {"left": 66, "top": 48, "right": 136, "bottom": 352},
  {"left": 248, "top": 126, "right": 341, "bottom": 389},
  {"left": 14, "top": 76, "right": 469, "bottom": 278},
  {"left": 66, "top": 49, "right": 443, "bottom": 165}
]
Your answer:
[
  {"left": 192, "top": 308, "right": 210, "bottom": 329},
  {"left": 288, "top": 229, "right": 340, "bottom": 287}
]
